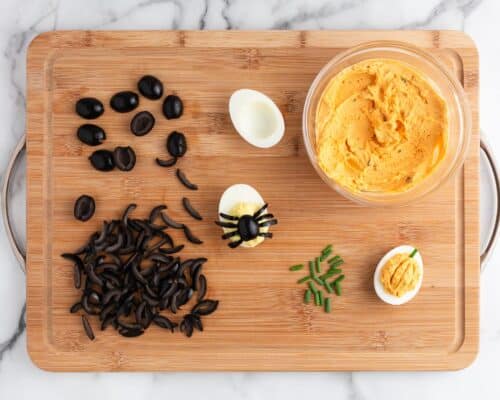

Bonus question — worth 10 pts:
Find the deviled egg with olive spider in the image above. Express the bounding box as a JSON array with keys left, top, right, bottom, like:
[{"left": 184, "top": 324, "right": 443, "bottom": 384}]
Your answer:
[
  {"left": 373, "top": 245, "right": 423, "bottom": 305},
  {"left": 215, "top": 184, "right": 278, "bottom": 248}
]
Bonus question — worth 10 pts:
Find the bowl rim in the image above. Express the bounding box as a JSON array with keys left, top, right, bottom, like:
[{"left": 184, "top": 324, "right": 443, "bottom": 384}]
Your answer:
[{"left": 302, "top": 40, "right": 472, "bottom": 207}]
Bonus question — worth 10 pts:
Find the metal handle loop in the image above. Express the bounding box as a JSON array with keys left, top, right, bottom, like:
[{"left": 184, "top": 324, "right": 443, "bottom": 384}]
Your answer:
[
  {"left": 480, "top": 137, "right": 500, "bottom": 271},
  {"left": 2, "top": 134, "right": 26, "bottom": 273}
]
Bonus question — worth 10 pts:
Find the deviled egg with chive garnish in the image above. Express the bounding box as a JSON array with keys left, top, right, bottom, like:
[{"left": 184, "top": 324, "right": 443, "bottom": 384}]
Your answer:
[
  {"left": 373, "top": 245, "right": 423, "bottom": 305},
  {"left": 229, "top": 89, "right": 285, "bottom": 149},
  {"left": 215, "top": 184, "right": 278, "bottom": 249}
]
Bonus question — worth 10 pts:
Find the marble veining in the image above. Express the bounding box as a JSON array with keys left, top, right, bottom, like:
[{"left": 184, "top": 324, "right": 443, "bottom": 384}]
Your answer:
[{"left": 0, "top": 0, "right": 499, "bottom": 399}]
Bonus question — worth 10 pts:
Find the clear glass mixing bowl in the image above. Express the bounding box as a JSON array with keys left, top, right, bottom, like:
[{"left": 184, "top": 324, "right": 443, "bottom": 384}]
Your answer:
[{"left": 302, "top": 41, "right": 472, "bottom": 206}]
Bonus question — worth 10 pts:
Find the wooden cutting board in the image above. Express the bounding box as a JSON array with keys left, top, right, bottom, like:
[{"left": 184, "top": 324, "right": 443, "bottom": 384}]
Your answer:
[{"left": 26, "top": 30, "right": 479, "bottom": 371}]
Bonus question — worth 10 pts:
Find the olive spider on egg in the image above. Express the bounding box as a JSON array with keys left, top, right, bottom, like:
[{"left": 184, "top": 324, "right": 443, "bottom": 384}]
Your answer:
[{"left": 215, "top": 184, "right": 278, "bottom": 248}]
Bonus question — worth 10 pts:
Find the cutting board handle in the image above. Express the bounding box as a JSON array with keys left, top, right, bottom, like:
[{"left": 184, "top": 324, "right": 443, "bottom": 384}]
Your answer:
[
  {"left": 2, "top": 134, "right": 26, "bottom": 273},
  {"left": 2, "top": 135, "right": 498, "bottom": 275}
]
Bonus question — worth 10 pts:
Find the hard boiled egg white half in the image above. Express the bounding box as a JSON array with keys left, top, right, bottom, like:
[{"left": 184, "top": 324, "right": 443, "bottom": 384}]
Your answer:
[{"left": 229, "top": 89, "right": 285, "bottom": 149}]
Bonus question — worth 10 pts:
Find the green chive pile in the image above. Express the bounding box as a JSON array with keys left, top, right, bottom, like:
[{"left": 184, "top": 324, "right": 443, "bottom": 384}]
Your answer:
[{"left": 289, "top": 244, "right": 345, "bottom": 313}]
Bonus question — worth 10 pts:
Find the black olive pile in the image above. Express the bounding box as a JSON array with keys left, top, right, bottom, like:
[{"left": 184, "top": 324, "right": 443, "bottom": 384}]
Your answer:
[
  {"left": 75, "top": 74, "right": 184, "bottom": 173},
  {"left": 62, "top": 204, "right": 218, "bottom": 340},
  {"left": 68, "top": 76, "right": 212, "bottom": 340}
]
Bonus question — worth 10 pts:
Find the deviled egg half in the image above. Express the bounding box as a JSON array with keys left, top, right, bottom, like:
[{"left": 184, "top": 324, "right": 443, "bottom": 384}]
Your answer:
[
  {"left": 215, "top": 184, "right": 278, "bottom": 248},
  {"left": 229, "top": 89, "right": 285, "bottom": 149},
  {"left": 373, "top": 245, "right": 423, "bottom": 305}
]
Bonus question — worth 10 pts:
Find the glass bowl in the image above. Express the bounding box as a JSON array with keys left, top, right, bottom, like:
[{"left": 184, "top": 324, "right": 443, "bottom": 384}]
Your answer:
[{"left": 302, "top": 41, "right": 472, "bottom": 206}]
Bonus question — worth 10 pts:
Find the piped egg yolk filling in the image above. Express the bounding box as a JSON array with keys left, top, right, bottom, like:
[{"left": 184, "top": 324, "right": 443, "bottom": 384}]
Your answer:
[{"left": 380, "top": 253, "right": 420, "bottom": 297}]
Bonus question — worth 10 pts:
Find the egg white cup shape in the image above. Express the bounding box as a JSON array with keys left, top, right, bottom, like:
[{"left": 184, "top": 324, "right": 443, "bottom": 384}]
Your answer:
[
  {"left": 229, "top": 89, "right": 285, "bottom": 149},
  {"left": 373, "top": 245, "right": 424, "bottom": 305},
  {"left": 218, "top": 184, "right": 266, "bottom": 248}
]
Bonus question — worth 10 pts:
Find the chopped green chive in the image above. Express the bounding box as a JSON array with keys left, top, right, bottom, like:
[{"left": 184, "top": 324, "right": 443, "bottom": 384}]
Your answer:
[
  {"left": 329, "top": 259, "right": 344, "bottom": 269},
  {"left": 313, "top": 276, "right": 324, "bottom": 286},
  {"left": 318, "top": 291, "right": 323, "bottom": 306},
  {"left": 304, "top": 289, "right": 312, "bottom": 304},
  {"left": 289, "top": 244, "right": 345, "bottom": 313},
  {"left": 320, "top": 269, "right": 342, "bottom": 280},
  {"left": 289, "top": 264, "right": 304, "bottom": 271},
  {"left": 308, "top": 281, "right": 318, "bottom": 294},
  {"left": 325, "top": 297, "right": 332, "bottom": 313},
  {"left": 328, "top": 255, "right": 341, "bottom": 264},
  {"left": 321, "top": 244, "right": 332, "bottom": 254},
  {"left": 324, "top": 280, "right": 333, "bottom": 293},
  {"left": 314, "top": 291, "right": 320, "bottom": 306},
  {"left": 334, "top": 281, "right": 342, "bottom": 296},
  {"left": 309, "top": 260, "right": 315, "bottom": 276},
  {"left": 409, "top": 248, "right": 418, "bottom": 258},
  {"left": 320, "top": 247, "right": 333, "bottom": 261}
]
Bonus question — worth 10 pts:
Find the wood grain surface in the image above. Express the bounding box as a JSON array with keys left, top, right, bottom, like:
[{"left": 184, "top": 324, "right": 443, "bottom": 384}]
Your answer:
[{"left": 26, "top": 30, "right": 479, "bottom": 371}]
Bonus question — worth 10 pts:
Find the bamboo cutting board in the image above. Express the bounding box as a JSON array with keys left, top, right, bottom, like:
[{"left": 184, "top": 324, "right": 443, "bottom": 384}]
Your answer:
[{"left": 26, "top": 30, "right": 479, "bottom": 371}]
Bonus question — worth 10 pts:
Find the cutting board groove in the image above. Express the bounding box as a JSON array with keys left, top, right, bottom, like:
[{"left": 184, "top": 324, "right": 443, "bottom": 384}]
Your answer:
[{"left": 26, "top": 30, "right": 478, "bottom": 371}]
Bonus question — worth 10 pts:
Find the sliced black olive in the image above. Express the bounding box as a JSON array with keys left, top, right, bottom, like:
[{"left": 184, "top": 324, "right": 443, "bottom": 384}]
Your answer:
[
  {"left": 182, "top": 197, "right": 203, "bottom": 220},
  {"left": 89, "top": 149, "right": 115, "bottom": 171},
  {"left": 192, "top": 299, "right": 219, "bottom": 316},
  {"left": 73, "top": 264, "right": 81, "bottom": 288},
  {"left": 113, "top": 146, "right": 136, "bottom": 171},
  {"left": 156, "top": 157, "right": 177, "bottom": 168},
  {"left": 167, "top": 131, "right": 187, "bottom": 157},
  {"left": 153, "top": 315, "right": 177, "bottom": 332},
  {"left": 110, "top": 91, "right": 139, "bottom": 113},
  {"left": 162, "top": 95, "right": 183, "bottom": 119},
  {"left": 160, "top": 211, "right": 184, "bottom": 229},
  {"left": 88, "top": 291, "right": 101, "bottom": 305},
  {"left": 70, "top": 302, "right": 82, "bottom": 313},
  {"left": 74, "top": 195, "right": 95, "bottom": 222},
  {"left": 77, "top": 124, "right": 106, "bottom": 146},
  {"left": 190, "top": 314, "right": 203, "bottom": 332},
  {"left": 101, "top": 315, "right": 116, "bottom": 331},
  {"left": 76, "top": 97, "right": 104, "bottom": 119},
  {"left": 197, "top": 274, "right": 207, "bottom": 301},
  {"left": 183, "top": 225, "right": 203, "bottom": 245},
  {"left": 130, "top": 111, "right": 155, "bottom": 136},
  {"left": 176, "top": 169, "right": 198, "bottom": 190},
  {"left": 179, "top": 316, "right": 193, "bottom": 337},
  {"left": 138, "top": 75, "right": 163, "bottom": 100},
  {"left": 118, "top": 327, "right": 144, "bottom": 337},
  {"left": 82, "top": 315, "right": 95, "bottom": 340}
]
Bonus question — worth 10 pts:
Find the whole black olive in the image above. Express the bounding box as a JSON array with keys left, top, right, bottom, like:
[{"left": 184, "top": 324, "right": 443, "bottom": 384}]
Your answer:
[
  {"left": 75, "top": 98, "right": 104, "bottom": 119},
  {"left": 89, "top": 150, "right": 115, "bottom": 171},
  {"left": 167, "top": 131, "right": 187, "bottom": 158},
  {"left": 113, "top": 146, "right": 136, "bottom": 171},
  {"left": 110, "top": 91, "right": 139, "bottom": 113},
  {"left": 74, "top": 195, "right": 95, "bottom": 222},
  {"left": 162, "top": 95, "right": 183, "bottom": 119},
  {"left": 77, "top": 124, "right": 106, "bottom": 146},
  {"left": 137, "top": 75, "right": 163, "bottom": 100},
  {"left": 130, "top": 111, "right": 155, "bottom": 136}
]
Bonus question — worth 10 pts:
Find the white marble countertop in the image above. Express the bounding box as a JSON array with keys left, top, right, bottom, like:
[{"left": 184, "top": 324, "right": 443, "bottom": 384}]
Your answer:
[{"left": 1, "top": 0, "right": 499, "bottom": 398}]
